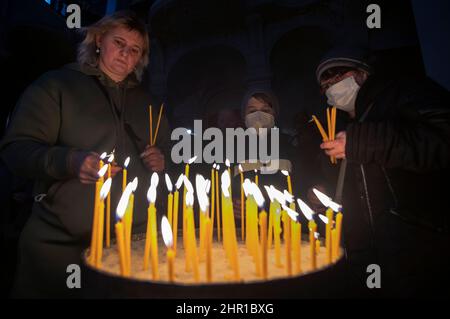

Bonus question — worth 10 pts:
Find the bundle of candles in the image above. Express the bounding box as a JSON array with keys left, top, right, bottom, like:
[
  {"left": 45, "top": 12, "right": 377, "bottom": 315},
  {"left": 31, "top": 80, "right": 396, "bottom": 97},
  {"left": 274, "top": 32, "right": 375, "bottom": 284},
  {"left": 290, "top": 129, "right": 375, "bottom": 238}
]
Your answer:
[
  {"left": 312, "top": 106, "right": 337, "bottom": 164},
  {"left": 87, "top": 155, "right": 344, "bottom": 284}
]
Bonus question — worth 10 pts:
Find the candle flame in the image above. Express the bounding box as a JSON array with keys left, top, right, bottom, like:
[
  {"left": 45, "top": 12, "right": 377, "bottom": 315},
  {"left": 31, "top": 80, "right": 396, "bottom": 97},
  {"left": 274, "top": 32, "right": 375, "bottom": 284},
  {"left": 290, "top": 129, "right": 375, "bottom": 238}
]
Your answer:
[
  {"left": 100, "top": 178, "right": 112, "bottom": 200},
  {"left": 318, "top": 214, "right": 329, "bottom": 224},
  {"left": 124, "top": 156, "right": 130, "bottom": 168},
  {"left": 161, "top": 216, "right": 173, "bottom": 248},
  {"left": 100, "top": 152, "right": 107, "bottom": 160},
  {"left": 130, "top": 177, "right": 138, "bottom": 192},
  {"left": 238, "top": 164, "right": 243, "bottom": 173},
  {"left": 242, "top": 178, "right": 252, "bottom": 197},
  {"left": 216, "top": 164, "right": 220, "bottom": 170},
  {"left": 251, "top": 182, "right": 265, "bottom": 208},
  {"left": 312, "top": 188, "right": 342, "bottom": 212},
  {"left": 221, "top": 170, "right": 231, "bottom": 198},
  {"left": 108, "top": 153, "right": 115, "bottom": 163},
  {"left": 281, "top": 169, "right": 289, "bottom": 176},
  {"left": 315, "top": 232, "right": 320, "bottom": 240},
  {"left": 282, "top": 204, "right": 299, "bottom": 221},
  {"left": 254, "top": 169, "right": 258, "bottom": 173},
  {"left": 186, "top": 191, "right": 194, "bottom": 207},
  {"left": 283, "top": 190, "right": 294, "bottom": 203},
  {"left": 116, "top": 184, "right": 133, "bottom": 220},
  {"left": 165, "top": 173, "right": 173, "bottom": 192},
  {"left": 150, "top": 172, "right": 159, "bottom": 188},
  {"left": 175, "top": 174, "right": 184, "bottom": 190},
  {"left": 297, "top": 198, "right": 314, "bottom": 221},
  {"left": 147, "top": 185, "right": 157, "bottom": 204},
  {"left": 213, "top": 163, "right": 216, "bottom": 169},
  {"left": 270, "top": 186, "right": 288, "bottom": 206},
  {"left": 225, "top": 158, "right": 230, "bottom": 167},
  {"left": 195, "top": 174, "right": 209, "bottom": 212},
  {"left": 98, "top": 165, "right": 108, "bottom": 178},
  {"left": 183, "top": 175, "right": 194, "bottom": 194},
  {"left": 188, "top": 156, "right": 197, "bottom": 164},
  {"left": 205, "top": 179, "right": 211, "bottom": 194}
]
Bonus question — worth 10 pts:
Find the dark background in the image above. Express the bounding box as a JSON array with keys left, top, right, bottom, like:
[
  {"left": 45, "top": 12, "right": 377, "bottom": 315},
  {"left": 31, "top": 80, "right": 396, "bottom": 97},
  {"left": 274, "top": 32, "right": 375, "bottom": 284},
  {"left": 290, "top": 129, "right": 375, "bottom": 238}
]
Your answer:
[{"left": 1, "top": 0, "right": 449, "bottom": 297}]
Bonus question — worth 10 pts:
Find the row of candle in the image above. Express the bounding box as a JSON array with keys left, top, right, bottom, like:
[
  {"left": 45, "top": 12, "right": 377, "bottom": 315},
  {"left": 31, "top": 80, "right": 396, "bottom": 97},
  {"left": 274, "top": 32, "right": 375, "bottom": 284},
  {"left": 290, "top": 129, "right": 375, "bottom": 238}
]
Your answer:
[{"left": 89, "top": 155, "right": 343, "bottom": 282}]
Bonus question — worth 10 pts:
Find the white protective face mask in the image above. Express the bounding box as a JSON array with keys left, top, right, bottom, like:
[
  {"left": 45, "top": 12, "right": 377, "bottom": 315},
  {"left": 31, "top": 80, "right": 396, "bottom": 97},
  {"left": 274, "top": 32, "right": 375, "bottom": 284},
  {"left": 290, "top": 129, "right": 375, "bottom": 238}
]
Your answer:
[
  {"left": 245, "top": 111, "right": 275, "bottom": 133},
  {"left": 325, "top": 76, "right": 360, "bottom": 113}
]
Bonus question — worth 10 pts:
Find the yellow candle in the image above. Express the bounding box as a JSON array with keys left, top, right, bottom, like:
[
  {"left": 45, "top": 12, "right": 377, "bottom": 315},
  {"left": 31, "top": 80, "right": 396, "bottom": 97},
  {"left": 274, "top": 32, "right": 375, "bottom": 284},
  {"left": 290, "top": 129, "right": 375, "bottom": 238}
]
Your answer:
[
  {"left": 187, "top": 207, "right": 199, "bottom": 282},
  {"left": 89, "top": 163, "right": 105, "bottom": 264},
  {"left": 331, "top": 229, "right": 338, "bottom": 262},
  {"left": 254, "top": 169, "right": 259, "bottom": 186},
  {"left": 172, "top": 190, "right": 179, "bottom": 252},
  {"left": 309, "top": 220, "right": 317, "bottom": 270},
  {"left": 274, "top": 204, "right": 282, "bottom": 267},
  {"left": 115, "top": 221, "right": 128, "bottom": 276},
  {"left": 167, "top": 192, "right": 173, "bottom": 227},
  {"left": 124, "top": 193, "right": 134, "bottom": 272},
  {"left": 260, "top": 210, "right": 268, "bottom": 279},
  {"left": 316, "top": 238, "right": 321, "bottom": 258},
  {"left": 167, "top": 248, "right": 175, "bottom": 282},
  {"left": 183, "top": 163, "right": 189, "bottom": 251},
  {"left": 143, "top": 203, "right": 154, "bottom": 270},
  {"left": 205, "top": 217, "right": 212, "bottom": 282},
  {"left": 267, "top": 201, "right": 274, "bottom": 249},
  {"left": 240, "top": 170, "right": 245, "bottom": 241},
  {"left": 215, "top": 168, "right": 221, "bottom": 241},
  {"left": 293, "top": 221, "right": 302, "bottom": 274},
  {"left": 210, "top": 167, "right": 215, "bottom": 234},
  {"left": 325, "top": 208, "right": 333, "bottom": 264},
  {"left": 95, "top": 199, "right": 105, "bottom": 267},
  {"left": 285, "top": 216, "right": 292, "bottom": 276},
  {"left": 106, "top": 163, "right": 112, "bottom": 248},
  {"left": 199, "top": 211, "right": 206, "bottom": 262},
  {"left": 335, "top": 212, "right": 343, "bottom": 258},
  {"left": 150, "top": 203, "right": 159, "bottom": 280}
]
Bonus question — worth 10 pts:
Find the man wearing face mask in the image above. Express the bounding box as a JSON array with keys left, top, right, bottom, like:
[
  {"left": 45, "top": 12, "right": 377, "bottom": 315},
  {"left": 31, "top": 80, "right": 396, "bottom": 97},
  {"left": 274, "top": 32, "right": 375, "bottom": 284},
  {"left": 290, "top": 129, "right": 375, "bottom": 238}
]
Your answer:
[{"left": 315, "top": 47, "right": 450, "bottom": 297}]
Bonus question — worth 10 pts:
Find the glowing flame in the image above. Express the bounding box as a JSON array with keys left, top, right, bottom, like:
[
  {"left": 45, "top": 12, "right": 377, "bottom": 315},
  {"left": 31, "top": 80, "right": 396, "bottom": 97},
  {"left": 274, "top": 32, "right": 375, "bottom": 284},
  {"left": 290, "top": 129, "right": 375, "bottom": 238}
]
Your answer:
[
  {"left": 297, "top": 198, "right": 314, "bottom": 221},
  {"left": 130, "top": 177, "right": 138, "bottom": 192},
  {"left": 150, "top": 172, "right": 159, "bottom": 188},
  {"left": 318, "top": 214, "right": 329, "bottom": 224},
  {"left": 98, "top": 165, "right": 108, "bottom": 178},
  {"left": 283, "top": 190, "right": 294, "bottom": 203},
  {"left": 100, "top": 178, "right": 112, "bottom": 200},
  {"left": 186, "top": 191, "right": 194, "bottom": 207},
  {"left": 221, "top": 170, "right": 231, "bottom": 198},
  {"left": 188, "top": 156, "right": 197, "bottom": 164},
  {"left": 213, "top": 163, "right": 216, "bottom": 169},
  {"left": 175, "top": 174, "right": 184, "bottom": 190},
  {"left": 225, "top": 159, "right": 230, "bottom": 167},
  {"left": 251, "top": 182, "right": 265, "bottom": 208},
  {"left": 195, "top": 174, "right": 209, "bottom": 212},
  {"left": 116, "top": 184, "right": 133, "bottom": 220},
  {"left": 282, "top": 204, "right": 299, "bottom": 221},
  {"left": 100, "top": 152, "right": 107, "bottom": 160},
  {"left": 108, "top": 153, "right": 115, "bottom": 163},
  {"left": 183, "top": 176, "right": 194, "bottom": 194},
  {"left": 254, "top": 169, "right": 258, "bottom": 173},
  {"left": 270, "top": 186, "right": 287, "bottom": 206},
  {"left": 242, "top": 178, "right": 252, "bottom": 197},
  {"left": 314, "top": 232, "right": 320, "bottom": 240},
  {"left": 205, "top": 179, "right": 211, "bottom": 194},
  {"left": 161, "top": 216, "right": 173, "bottom": 248},
  {"left": 281, "top": 170, "right": 289, "bottom": 176},
  {"left": 147, "top": 184, "right": 157, "bottom": 204},
  {"left": 216, "top": 164, "right": 220, "bottom": 170},
  {"left": 238, "top": 164, "right": 243, "bottom": 173},
  {"left": 124, "top": 157, "right": 130, "bottom": 168},
  {"left": 165, "top": 174, "right": 173, "bottom": 192},
  {"left": 312, "top": 188, "right": 342, "bottom": 212}
]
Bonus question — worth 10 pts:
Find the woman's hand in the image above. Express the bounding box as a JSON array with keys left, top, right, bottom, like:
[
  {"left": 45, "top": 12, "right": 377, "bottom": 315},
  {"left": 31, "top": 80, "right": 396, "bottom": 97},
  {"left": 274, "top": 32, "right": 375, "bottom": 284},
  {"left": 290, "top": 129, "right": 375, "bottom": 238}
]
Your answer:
[
  {"left": 320, "top": 131, "right": 346, "bottom": 159},
  {"left": 140, "top": 145, "right": 165, "bottom": 172},
  {"left": 70, "top": 151, "right": 122, "bottom": 184}
]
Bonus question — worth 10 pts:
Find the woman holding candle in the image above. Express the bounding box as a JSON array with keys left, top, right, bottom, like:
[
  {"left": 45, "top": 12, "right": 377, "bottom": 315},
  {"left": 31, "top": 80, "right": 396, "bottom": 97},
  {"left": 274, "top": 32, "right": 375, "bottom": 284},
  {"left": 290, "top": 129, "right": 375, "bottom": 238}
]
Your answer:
[{"left": 0, "top": 11, "right": 171, "bottom": 298}]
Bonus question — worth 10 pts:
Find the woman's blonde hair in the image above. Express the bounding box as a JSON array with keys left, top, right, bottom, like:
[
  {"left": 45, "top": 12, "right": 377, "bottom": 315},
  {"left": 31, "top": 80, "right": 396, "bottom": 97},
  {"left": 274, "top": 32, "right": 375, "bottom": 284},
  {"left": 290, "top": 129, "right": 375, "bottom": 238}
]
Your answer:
[{"left": 77, "top": 10, "right": 150, "bottom": 81}]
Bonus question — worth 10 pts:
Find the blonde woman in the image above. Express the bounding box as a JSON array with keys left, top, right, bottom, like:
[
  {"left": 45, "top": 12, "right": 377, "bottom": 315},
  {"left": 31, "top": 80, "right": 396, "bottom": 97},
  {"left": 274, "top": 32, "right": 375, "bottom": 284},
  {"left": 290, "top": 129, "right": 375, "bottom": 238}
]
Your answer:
[{"left": 0, "top": 11, "right": 169, "bottom": 298}]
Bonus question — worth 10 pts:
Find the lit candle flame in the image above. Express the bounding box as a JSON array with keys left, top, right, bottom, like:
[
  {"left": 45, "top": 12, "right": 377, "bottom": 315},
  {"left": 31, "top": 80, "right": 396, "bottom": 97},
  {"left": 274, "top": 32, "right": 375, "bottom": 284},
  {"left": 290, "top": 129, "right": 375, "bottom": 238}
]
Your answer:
[
  {"left": 283, "top": 190, "right": 294, "bottom": 203},
  {"left": 225, "top": 158, "right": 230, "bottom": 167},
  {"left": 216, "top": 164, "right": 220, "bottom": 170},
  {"left": 108, "top": 153, "right": 115, "bottom": 164},
  {"left": 130, "top": 177, "right": 138, "bottom": 192},
  {"left": 150, "top": 172, "right": 159, "bottom": 189},
  {"left": 281, "top": 170, "right": 289, "bottom": 176},
  {"left": 312, "top": 188, "right": 342, "bottom": 212},
  {"left": 205, "top": 179, "right": 211, "bottom": 194},
  {"left": 116, "top": 183, "right": 133, "bottom": 220},
  {"left": 183, "top": 175, "right": 194, "bottom": 194},
  {"left": 221, "top": 170, "right": 231, "bottom": 198},
  {"left": 165, "top": 173, "right": 173, "bottom": 192},
  {"left": 282, "top": 204, "right": 299, "bottom": 221},
  {"left": 195, "top": 174, "right": 209, "bottom": 212},
  {"left": 318, "top": 214, "right": 329, "bottom": 224},
  {"left": 98, "top": 165, "right": 108, "bottom": 178},
  {"left": 213, "top": 163, "right": 216, "bottom": 169},
  {"left": 175, "top": 174, "right": 184, "bottom": 190},
  {"left": 124, "top": 156, "right": 130, "bottom": 168},
  {"left": 188, "top": 156, "right": 197, "bottom": 164},
  {"left": 242, "top": 178, "right": 252, "bottom": 197},
  {"left": 314, "top": 232, "right": 320, "bottom": 240},
  {"left": 100, "top": 178, "right": 112, "bottom": 200},
  {"left": 186, "top": 191, "right": 194, "bottom": 207},
  {"left": 238, "top": 164, "right": 243, "bottom": 173},
  {"left": 297, "top": 198, "right": 315, "bottom": 221},
  {"left": 147, "top": 184, "right": 157, "bottom": 204},
  {"left": 100, "top": 152, "right": 107, "bottom": 160},
  {"left": 251, "top": 182, "right": 265, "bottom": 208},
  {"left": 161, "top": 216, "right": 173, "bottom": 248}
]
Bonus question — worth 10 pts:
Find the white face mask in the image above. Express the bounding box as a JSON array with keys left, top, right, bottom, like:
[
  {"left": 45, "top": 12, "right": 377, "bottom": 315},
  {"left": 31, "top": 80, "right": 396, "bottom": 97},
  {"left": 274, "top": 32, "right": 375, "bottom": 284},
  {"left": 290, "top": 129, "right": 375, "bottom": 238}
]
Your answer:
[
  {"left": 325, "top": 76, "right": 360, "bottom": 113},
  {"left": 245, "top": 111, "right": 275, "bottom": 132}
]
